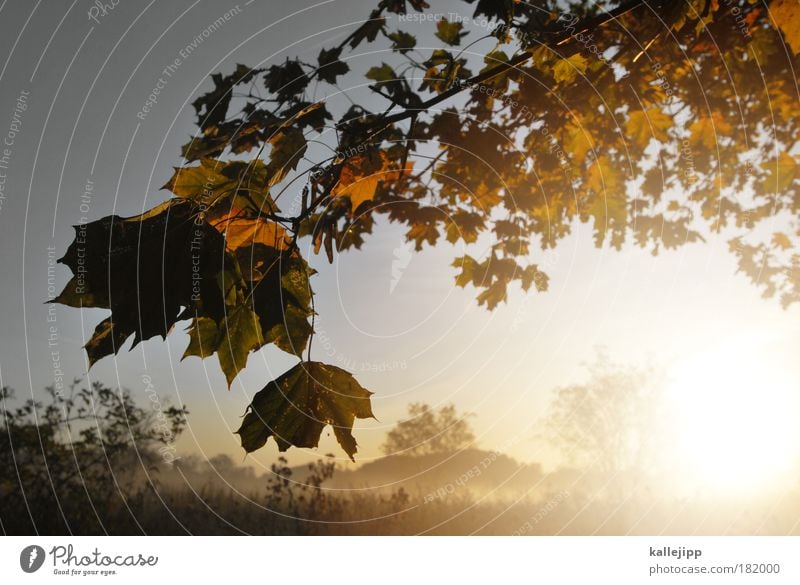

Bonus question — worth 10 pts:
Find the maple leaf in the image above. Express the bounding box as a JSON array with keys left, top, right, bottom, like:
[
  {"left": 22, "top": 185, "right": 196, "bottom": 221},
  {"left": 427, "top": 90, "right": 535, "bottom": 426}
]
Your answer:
[
  {"left": 388, "top": 30, "right": 416, "bottom": 53},
  {"left": 164, "top": 159, "right": 278, "bottom": 213},
  {"left": 333, "top": 151, "right": 409, "bottom": 211},
  {"left": 236, "top": 362, "right": 374, "bottom": 460},
  {"left": 585, "top": 156, "right": 623, "bottom": 194},
  {"left": 53, "top": 200, "right": 229, "bottom": 366},
  {"left": 584, "top": 157, "right": 626, "bottom": 246},
  {"left": 688, "top": 112, "right": 732, "bottom": 149},
  {"left": 772, "top": 232, "right": 792, "bottom": 250},
  {"left": 267, "top": 127, "right": 307, "bottom": 186},
  {"left": 564, "top": 120, "right": 593, "bottom": 163},
  {"left": 761, "top": 151, "right": 797, "bottom": 193},
  {"left": 626, "top": 108, "right": 672, "bottom": 148},
  {"left": 445, "top": 211, "right": 484, "bottom": 243},
  {"left": 183, "top": 304, "right": 264, "bottom": 387},
  {"left": 191, "top": 64, "right": 260, "bottom": 130},
  {"left": 182, "top": 244, "right": 314, "bottom": 383},
  {"left": 217, "top": 305, "right": 264, "bottom": 386},
  {"left": 436, "top": 20, "right": 467, "bottom": 46},
  {"left": 248, "top": 247, "right": 314, "bottom": 357},
  {"left": 771, "top": 0, "right": 800, "bottom": 55},
  {"left": 163, "top": 158, "right": 227, "bottom": 200},
  {"left": 348, "top": 10, "right": 385, "bottom": 49},
  {"left": 365, "top": 63, "right": 396, "bottom": 83},
  {"left": 552, "top": 54, "right": 588, "bottom": 84},
  {"left": 317, "top": 47, "right": 349, "bottom": 84},
  {"left": 208, "top": 210, "right": 290, "bottom": 251},
  {"left": 264, "top": 60, "right": 309, "bottom": 101},
  {"left": 334, "top": 166, "right": 381, "bottom": 210}
]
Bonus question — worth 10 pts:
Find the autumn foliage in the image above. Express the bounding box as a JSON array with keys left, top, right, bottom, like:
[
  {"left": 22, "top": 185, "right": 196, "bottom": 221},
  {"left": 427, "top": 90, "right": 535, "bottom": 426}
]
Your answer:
[{"left": 54, "top": 0, "right": 800, "bottom": 458}]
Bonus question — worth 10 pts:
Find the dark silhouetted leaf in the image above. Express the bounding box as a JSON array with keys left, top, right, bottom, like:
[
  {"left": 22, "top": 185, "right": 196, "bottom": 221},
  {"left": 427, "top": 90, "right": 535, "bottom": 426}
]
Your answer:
[
  {"left": 317, "top": 47, "right": 349, "bottom": 84},
  {"left": 236, "top": 361, "right": 374, "bottom": 460}
]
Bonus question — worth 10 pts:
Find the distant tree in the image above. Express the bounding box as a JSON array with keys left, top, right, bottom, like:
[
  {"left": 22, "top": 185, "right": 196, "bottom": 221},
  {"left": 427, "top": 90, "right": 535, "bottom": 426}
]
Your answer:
[
  {"left": 0, "top": 380, "right": 188, "bottom": 534},
  {"left": 543, "top": 354, "right": 664, "bottom": 476},
  {"left": 382, "top": 403, "right": 475, "bottom": 456},
  {"left": 52, "top": 0, "right": 800, "bottom": 459}
]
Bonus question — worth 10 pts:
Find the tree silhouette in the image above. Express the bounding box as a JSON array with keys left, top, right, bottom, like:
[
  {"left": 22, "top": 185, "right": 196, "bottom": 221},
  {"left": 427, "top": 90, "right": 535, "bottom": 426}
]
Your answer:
[
  {"left": 53, "top": 0, "right": 800, "bottom": 459},
  {"left": 0, "top": 382, "right": 188, "bottom": 533},
  {"left": 543, "top": 355, "right": 664, "bottom": 476},
  {"left": 382, "top": 403, "right": 475, "bottom": 456}
]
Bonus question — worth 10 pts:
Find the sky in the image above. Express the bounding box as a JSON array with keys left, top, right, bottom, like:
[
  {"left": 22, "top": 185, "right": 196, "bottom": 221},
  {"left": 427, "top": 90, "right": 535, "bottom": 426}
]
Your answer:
[{"left": 0, "top": 0, "right": 799, "bottom": 478}]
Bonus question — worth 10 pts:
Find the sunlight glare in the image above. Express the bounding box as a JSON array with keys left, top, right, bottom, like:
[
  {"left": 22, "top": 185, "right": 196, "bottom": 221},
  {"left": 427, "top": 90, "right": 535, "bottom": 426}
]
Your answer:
[{"left": 664, "top": 341, "right": 800, "bottom": 495}]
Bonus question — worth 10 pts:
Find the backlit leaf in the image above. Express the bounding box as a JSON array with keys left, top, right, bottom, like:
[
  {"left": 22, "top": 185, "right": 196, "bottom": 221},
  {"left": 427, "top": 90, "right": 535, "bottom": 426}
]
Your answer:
[
  {"left": 236, "top": 361, "right": 374, "bottom": 460},
  {"left": 771, "top": 0, "right": 800, "bottom": 55},
  {"left": 436, "top": 20, "right": 467, "bottom": 46},
  {"left": 626, "top": 108, "right": 672, "bottom": 148},
  {"left": 761, "top": 151, "right": 797, "bottom": 193},
  {"left": 552, "top": 54, "right": 588, "bottom": 84}
]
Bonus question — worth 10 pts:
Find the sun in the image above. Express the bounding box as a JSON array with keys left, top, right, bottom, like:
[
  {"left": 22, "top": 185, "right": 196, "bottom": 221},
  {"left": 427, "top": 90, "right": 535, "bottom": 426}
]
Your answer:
[{"left": 663, "top": 339, "right": 800, "bottom": 495}]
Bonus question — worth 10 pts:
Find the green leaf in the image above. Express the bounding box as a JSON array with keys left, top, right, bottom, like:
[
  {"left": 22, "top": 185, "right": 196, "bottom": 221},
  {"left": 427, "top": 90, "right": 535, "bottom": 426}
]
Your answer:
[
  {"left": 281, "top": 256, "right": 312, "bottom": 308},
  {"left": 365, "top": 63, "right": 396, "bottom": 83},
  {"left": 179, "top": 246, "right": 314, "bottom": 382},
  {"left": 236, "top": 362, "right": 374, "bottom": 460},
  {"left": 183, "top": 317, "right": 220, "bottom": 359},
  {"left": 163, "top": 158, "right": 226, "bottom": 200},
  {"left": 248, "top": 246, "right": 314, "bottom": 357},
  {"left": 220, "top": 160, "right": 279, "bottom": 212},
  {"left": 163, "top": 159, "right": 278, "bottom": 213},
  {"left": 263, "top": 304, "right": 313, "bottom": 357},
  {"left": 217, "top": 304, "right": 264, "bottom": 387}
]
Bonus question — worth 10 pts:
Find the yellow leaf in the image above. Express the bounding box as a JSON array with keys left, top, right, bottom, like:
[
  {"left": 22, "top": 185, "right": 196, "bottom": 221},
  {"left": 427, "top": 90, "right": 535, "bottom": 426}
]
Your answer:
[
  {"left": 163, "top": 159, "right": 277, "bottom": 213},
  {"left": 626, "top": 108, "right": 672, "bottom": 148},
  {"left": 761, "top": 151, "right": 797, "bottom": 192},
  {"left": 564, "top": 120, "right": 593, "bottom": 163},
  {"left": 532, "top": 45, "right": 552, "bottom": 69},
  {"left": 772, "top": 232, "right": 792, "bottom": 250},
  {"left": 552, "top": 54, "right": 588, "bottom": 84},
  {"left": 333, "top": 152, "right": 411, "bottom": 210},
  {"left": 163, "top": 159, "right": 226, "bottom": 201},
  {"left": 771, "top": 0, "right": 800, "bottom": 55},
  {"left": 209, "top": 210, "right": 290, "bottom": 251},
  {"left": 335, "top": 172, "right": 380, "bottom": 210},
  {"left": 586, "top": 156, "right": 622, "bottom": 194},
  {"left": 688, "top": 112, "right": 732, "bottom": 149}
]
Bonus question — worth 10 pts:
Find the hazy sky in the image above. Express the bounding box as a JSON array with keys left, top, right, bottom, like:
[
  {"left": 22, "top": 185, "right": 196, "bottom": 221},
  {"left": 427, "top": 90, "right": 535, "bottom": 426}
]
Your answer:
[{"left": 1, "top": 0, "right": 798, "bottom": 475}]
